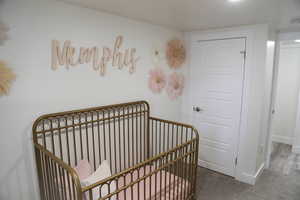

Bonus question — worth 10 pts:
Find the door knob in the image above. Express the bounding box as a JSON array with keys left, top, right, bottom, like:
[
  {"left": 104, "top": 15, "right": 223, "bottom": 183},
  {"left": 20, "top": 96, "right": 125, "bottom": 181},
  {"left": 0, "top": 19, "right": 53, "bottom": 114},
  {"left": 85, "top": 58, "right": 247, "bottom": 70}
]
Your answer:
[{"left": 193, "top": 106, "right": 202, "bottom": 112}]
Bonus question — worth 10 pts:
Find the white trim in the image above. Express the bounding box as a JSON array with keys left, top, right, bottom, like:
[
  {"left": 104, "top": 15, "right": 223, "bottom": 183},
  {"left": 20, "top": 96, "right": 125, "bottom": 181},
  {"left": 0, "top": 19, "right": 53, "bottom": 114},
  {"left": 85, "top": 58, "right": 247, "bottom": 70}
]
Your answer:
[
  {"left": 238, "top": 173, "right": 256, "bottom": 185},
  {"left": 198, "top": 160, "right": 233, "bottom": 177},
  {"left": 293, "top": 69, "right": 300, "bottom": 153},
  {"left": 292, "top": 146, "right": 300, "bottom": 154},
  {"left": 262, "top": 39, "right": 276, "bottom": 170},
  {"left": 255, "top": 163, "right": 265, "bottom": 182},
  {"left": 272, "top": 135, "right": 293, "bottom": 145},
  {"left": 239, "top": 163, "right": 265, "bottom": 185},
  {"left": 265, "top": 37, "right": 280, "bottom": 169}
]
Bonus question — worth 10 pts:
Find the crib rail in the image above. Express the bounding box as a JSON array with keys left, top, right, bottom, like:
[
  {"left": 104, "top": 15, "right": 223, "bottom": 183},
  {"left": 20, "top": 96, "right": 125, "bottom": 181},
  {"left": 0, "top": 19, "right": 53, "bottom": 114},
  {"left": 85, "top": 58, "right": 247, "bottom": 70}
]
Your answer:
[
  {"left": 149, "top": 117, "right": 198, "bottom": 157},
  {"left": 82, "top": 118, "right": 199, "bottom": 200},
  {"left": 34, "top": 143, "right": 82, "bottom": 200},
  {"left": 32, "top": 101, "right": 199, "bottom": 200},
  {"left": 33, "top": 101, "right": 150, "bottom": 174}
]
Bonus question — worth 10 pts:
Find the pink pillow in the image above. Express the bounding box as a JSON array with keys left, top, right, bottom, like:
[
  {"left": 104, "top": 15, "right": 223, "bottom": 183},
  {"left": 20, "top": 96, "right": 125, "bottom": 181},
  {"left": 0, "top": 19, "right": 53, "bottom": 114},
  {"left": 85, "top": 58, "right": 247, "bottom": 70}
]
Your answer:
[
  {"left": 55, "top": 160, "right": 92, "bottom": 200},
  {"left": 74, "top": 160, "right": 92, "bottom": 180}
]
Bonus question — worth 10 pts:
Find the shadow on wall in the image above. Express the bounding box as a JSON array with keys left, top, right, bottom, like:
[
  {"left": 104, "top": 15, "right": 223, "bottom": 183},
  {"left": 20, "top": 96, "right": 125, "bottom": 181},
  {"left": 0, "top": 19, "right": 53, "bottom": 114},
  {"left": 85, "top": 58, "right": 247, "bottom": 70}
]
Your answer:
[{"left": 0, "top": 123, "right": 39, "bottom": 200}]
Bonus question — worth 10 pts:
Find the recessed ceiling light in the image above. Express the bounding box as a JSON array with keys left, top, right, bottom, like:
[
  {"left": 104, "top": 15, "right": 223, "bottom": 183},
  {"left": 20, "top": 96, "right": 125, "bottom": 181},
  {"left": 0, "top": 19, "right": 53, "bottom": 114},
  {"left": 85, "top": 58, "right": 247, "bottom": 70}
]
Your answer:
[
  {"left": 228, "top": 0, "right": 242, "bottom": 3},
  {"left": 295, "top": 40, "right": 300, "bottom": 43}
]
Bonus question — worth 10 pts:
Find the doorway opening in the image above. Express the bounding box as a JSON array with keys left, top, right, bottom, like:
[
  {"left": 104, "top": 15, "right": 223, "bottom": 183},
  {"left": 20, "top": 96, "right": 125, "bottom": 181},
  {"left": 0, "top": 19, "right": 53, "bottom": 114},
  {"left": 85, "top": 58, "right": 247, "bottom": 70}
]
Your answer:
[{"left": 267, "top": 33, "right": 300, "bottom": 176}]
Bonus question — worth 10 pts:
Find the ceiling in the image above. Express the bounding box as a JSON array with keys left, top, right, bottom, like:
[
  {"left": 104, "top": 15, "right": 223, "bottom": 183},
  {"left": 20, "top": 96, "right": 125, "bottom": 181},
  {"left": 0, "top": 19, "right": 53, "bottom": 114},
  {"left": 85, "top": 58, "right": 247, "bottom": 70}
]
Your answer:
[{"left": 61, "top": 0, "right": 300, "bottom": 32}]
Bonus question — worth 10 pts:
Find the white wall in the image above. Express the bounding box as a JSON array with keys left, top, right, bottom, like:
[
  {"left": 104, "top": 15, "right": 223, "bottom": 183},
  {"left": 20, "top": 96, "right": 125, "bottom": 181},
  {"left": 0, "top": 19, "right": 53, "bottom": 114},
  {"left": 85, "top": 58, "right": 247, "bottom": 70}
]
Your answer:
[
  {"left": 293, "top": 89, "right": 300, "bottom": 154},
  {"left": 0, "top": 0, "right": 186, "bottom": 199},
  {"left": 256, "top": 41, "right": 275, "bottom": 171},
  {"left": 183, "top": 24, "right": 269, "bottom": 184},
  {"left": 271, "top": 44, "right": 300, "bottom": 144}
]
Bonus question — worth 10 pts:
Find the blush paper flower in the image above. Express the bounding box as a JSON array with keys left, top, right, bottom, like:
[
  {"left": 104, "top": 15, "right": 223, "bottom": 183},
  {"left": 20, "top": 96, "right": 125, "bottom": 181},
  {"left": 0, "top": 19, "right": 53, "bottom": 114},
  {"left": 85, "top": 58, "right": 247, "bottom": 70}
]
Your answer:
[
  {"left": 0, "top": 21, "right": 9, "bottom": 45},
  {"left": 167, "top": 72, "right": 184, "bottom": 100},
  {"left": 166, "top": 39, "right": 186, "bottom": 69},
  {"left": 148, "top": 68, "right": 166, "bottom": 93},
  {"left": 0, "top": 61, "right": 16, "bottom": 96}
]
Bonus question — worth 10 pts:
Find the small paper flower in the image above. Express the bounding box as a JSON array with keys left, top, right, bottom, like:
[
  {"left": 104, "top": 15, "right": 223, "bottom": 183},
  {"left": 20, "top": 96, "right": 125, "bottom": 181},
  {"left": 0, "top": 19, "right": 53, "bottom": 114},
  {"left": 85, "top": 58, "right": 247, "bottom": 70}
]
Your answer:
[
  {"left": 148, "top": 68, "right": 166, "bottom": 93},
  {"left": 0, "top": 61, "right": 16, "bottom": 96},
  {"left": 166, "top": 39, "right": 186, "bottom": 69},
  {"left": 151, "top": 44, "right": 165, "bottom": 66},
  {"left": 0, "top": 21, "right": 9, "bottom": 46},
  {"left": 167, "top": 72, "right": 184, "bottom": 100}
]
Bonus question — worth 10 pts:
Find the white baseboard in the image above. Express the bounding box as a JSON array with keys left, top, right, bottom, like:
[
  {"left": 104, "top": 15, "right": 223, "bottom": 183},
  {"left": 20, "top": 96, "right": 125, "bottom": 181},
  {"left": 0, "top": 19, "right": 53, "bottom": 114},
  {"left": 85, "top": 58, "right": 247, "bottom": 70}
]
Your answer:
[
  {"left": 237, "top": 163, "right": 265, "bottom": 185},
  {"left": 272, "top": 135, "right": 293, "bottom": 145},
  {"left": 292, "top": 146, "right": 300, "bottom": 154},
  {"left": 254, "top": 163, "right": 265, "bottom": 182},
  {"left": 238, "top": 173, "right": 256, "bottom": 185}
]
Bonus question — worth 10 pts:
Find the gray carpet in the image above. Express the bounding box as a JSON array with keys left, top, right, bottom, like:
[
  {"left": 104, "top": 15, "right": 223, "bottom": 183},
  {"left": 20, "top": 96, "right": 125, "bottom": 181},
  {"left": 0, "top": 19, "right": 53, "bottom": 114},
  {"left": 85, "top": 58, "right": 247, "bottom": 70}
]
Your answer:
[
  {"left": 195, "top": 142, "right": 300, "bottom": 200},
  {"left": 270, "top": 142, "right": 300, "bottom": 174}
]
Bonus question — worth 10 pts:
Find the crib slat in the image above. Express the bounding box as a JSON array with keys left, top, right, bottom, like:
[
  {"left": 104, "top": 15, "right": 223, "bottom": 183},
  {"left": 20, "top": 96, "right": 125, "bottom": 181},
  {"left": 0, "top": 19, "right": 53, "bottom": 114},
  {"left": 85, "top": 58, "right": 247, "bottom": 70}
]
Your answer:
[
  {"left": 113, "top": 108, "right": 117, "bottom": 173},
  {"left": 65, "top": 117, "right": 71, "bottom": 165},
  {"left": 97, "top": 111, "right": 102, "bottom": 165},
  {"left": 131, "top": 105, "right": 134, "bottom": 166},
  {"left": 135, "top": 105, "right": 138, "bottom": 167},
  {"left": 72, "top": 115, "right": 78, "bottom": 166},
  {"left": 91, "top": 112, "right": 96, "bottom": 170},
  {"left": 103, "top": 111, "right": 107, "bottom": 161},
  {"left": 108, "top": 109, "right": 112, "bottom": 169},
  {"left": 139, "top": 104, "right": 142, "bottom": 163},
  {"left": 127, "top": 107, "right": 130, "bottom": 168},
  {"left": 79, "top": 115, "right": 83, "bottom": 160},
  {"left": 123, "top": 106, "right": 126, "bottom": 170},
  {"left": 118, "top": 108, "right": 122, "bottom": 172}
]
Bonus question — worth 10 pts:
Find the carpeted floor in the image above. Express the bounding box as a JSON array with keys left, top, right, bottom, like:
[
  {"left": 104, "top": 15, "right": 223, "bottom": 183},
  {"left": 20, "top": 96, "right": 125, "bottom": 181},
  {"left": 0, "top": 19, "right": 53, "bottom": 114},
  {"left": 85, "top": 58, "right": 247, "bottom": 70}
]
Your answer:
[
  {"left": 270, "top": 142, "right": 300, "bottom": 174},
  {"left": 195, "top": 142, "right": 300, "bottom": 200}
]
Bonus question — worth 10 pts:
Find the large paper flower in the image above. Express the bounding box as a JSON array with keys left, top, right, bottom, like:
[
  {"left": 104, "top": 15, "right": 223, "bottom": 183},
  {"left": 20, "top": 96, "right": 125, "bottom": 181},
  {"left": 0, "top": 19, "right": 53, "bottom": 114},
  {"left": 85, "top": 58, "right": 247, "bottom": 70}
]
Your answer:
[
  {"left": 0, "top": 21, "right": 9, "bottom": 45},
  {"left": 148, "top": 68, "right": 166, "bottom": 93},
  {"left": 0, "top": 61, "right": 16, "bottom": 96},
  {"left": 167, "top": 72, "right": 184, "bottom": 100},
  {"left": 166, "top": 39, "right": 186, "bottom": 69}
]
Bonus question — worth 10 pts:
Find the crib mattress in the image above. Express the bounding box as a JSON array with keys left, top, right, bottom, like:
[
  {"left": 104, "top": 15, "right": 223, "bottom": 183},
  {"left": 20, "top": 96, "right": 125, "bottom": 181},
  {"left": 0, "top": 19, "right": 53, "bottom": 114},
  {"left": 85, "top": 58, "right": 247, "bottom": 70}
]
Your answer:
[{"left": 116, "top": 165, "right": 190, "bottom": 200}]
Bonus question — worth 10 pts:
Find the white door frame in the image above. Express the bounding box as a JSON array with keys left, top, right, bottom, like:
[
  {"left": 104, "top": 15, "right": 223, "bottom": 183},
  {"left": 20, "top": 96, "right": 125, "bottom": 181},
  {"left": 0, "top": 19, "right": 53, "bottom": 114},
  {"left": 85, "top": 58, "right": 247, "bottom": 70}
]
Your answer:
[
  {"left": 186, "top": 27, "right": 255, "bottom": 181},
  {"left": 265, "top": 32, "right": 300, "bottom": 168},
  {"left": 293, "top": 92, "right": 300, "bottom": 154},
  {"left": 265, "top": 37, "right": 280, "bottom": 168}
]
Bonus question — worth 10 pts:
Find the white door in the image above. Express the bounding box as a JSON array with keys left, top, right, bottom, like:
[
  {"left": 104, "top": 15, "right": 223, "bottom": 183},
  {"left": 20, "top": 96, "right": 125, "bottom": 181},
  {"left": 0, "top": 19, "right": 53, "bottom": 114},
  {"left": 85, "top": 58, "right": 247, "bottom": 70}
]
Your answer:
[{"left": 190, "top": 38, "right": 246, "bottom": 176}]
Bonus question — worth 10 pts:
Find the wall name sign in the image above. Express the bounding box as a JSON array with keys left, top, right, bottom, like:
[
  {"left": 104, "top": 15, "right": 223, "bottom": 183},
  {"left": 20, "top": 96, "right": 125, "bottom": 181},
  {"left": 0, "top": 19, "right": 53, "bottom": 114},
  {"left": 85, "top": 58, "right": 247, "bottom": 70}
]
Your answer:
[{"left": 51, "top": 36, "right": 140, "bottom": 76}]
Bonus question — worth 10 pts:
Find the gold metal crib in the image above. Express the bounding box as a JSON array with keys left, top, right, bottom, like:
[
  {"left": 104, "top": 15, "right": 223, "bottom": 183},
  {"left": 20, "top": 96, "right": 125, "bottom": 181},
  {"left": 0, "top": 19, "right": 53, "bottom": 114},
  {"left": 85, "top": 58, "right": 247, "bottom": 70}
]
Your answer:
[{"left": 33, "top": 101, "right": 199, "bottom": 200}]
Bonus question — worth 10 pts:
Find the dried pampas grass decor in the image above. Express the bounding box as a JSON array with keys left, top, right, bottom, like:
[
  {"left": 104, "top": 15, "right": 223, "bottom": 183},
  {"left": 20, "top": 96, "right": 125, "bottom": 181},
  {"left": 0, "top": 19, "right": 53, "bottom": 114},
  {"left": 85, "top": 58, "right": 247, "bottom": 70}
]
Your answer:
[
  {"left": 166, "top": 39, "right": 186, "bottom": 69},
  {"left": 0, "top": 20, "right": 9, "bottom": 45},
  {"left": 0, "top": 61, "right": 16, "bottom": 96}
]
